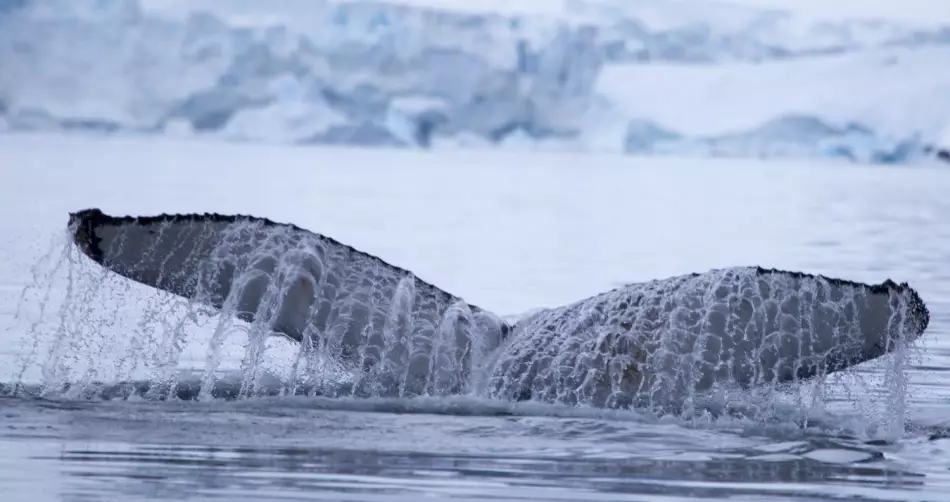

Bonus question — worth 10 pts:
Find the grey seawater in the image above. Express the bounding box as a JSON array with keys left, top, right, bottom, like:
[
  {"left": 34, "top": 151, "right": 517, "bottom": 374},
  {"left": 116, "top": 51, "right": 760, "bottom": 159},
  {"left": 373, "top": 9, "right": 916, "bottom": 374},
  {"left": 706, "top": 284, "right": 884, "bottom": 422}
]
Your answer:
[{"left": 2, "top": 135, "right": 950, "bottom": 501}]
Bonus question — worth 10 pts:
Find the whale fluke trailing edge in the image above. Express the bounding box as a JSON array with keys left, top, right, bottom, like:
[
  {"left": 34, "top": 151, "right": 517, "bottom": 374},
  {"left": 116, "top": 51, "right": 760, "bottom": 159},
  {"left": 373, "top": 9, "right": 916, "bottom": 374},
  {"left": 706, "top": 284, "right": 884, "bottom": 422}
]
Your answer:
[{"left": 67, "top": 208, "right": 930, "bottom": 409}]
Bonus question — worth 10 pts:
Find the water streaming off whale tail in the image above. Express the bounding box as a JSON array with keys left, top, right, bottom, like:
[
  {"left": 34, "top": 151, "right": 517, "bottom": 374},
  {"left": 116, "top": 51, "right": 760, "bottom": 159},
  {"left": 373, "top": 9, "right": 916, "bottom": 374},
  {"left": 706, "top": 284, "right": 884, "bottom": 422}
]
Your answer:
[
  {"left": 7, "top": 208, "right": 510, "bottom": 401},
  {"left": 4, "top": 209, "right": 932, "bottom": 434},
  {"left": 487, "top": 266, "right": 929, "bottom": 431}
]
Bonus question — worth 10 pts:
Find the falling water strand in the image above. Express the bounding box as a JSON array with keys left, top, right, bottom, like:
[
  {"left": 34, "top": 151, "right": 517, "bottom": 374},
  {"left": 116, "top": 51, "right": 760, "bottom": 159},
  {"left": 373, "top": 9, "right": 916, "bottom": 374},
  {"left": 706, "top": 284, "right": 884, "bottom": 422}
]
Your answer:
[
  {"left": 9, "top": 232, "right": 74, "bottom": 391},
  {"left": 883, "top": 289, "right": 912, "bottom": 442}
]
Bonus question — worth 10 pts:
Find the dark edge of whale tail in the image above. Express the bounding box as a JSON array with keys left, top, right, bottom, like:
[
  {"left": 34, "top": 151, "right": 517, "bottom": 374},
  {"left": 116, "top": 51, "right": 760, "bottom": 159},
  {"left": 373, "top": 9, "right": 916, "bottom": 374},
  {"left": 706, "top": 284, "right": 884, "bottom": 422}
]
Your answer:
[
  {"left": 68, "top": 207, "right": 434, "bottom": 289},
  {"left": 67, "top": 208, "right": 514, "bottom": 338},
  {"left": 754, "top": 266, "right": 930, "bottom": 336},
  {"left": 903, "top": 281, "right": 931, "bottom": 336},
  {"left": 69, "top": 208, "right": 105, "bottom": 263}
]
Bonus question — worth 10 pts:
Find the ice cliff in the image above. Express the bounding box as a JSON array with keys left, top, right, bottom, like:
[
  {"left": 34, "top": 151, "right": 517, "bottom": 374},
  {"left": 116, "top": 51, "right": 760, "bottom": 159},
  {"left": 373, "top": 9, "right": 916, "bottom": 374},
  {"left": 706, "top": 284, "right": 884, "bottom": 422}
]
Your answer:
[
  {"left": 1, "top": 0, "right": 948, "bottom": 164},
  {"left": 0, "top": 0, "right": 602, "bottom": 145}
]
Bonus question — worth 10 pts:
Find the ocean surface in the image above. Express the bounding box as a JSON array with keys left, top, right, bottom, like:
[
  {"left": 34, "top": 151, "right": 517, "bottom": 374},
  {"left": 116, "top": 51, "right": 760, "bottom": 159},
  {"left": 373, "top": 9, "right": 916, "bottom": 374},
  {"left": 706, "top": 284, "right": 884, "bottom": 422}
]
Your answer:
[{"left": 2, "top": 134, "right": 950, "bottom": 501}]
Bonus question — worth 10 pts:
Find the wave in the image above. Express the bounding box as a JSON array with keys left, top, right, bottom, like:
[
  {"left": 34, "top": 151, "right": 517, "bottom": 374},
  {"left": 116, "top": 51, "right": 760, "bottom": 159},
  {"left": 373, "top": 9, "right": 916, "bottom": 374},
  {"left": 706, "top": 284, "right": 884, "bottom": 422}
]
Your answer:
[{"left": 5, "top": 372, "right": 943, "bottom": 446}]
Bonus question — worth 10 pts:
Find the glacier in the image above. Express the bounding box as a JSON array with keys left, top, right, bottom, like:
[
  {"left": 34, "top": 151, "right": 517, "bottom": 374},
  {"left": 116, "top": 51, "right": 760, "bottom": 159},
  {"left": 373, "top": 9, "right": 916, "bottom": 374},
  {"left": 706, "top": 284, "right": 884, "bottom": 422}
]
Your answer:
[
  {"left": 0, "top": 0, "right": 602, "bottom": 145},
  {"left": 1, "top": 0, "right": 949, "bottom": 164}
]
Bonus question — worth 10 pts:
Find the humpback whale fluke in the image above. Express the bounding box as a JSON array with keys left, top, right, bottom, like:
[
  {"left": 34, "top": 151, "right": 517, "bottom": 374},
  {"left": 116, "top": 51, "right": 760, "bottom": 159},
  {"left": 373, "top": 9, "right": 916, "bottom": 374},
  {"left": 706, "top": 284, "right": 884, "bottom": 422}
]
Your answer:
[
  {"left": 487, "top": 266, "right": 929, "bottom": 409},
  {"left": 66, "top": 209, "right": 930, "bottom": 408},
  {"left": 67, "top": 208, "right": 511, "bottom": 397}
]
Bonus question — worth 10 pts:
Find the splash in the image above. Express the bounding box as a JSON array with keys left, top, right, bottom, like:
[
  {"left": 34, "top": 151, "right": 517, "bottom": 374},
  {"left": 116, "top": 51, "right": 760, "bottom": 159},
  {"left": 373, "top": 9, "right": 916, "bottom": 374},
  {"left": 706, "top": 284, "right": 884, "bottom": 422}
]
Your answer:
[
  {"left": 58, "top": 208, "right": 511, "bottom": 400},
  {"left": 2, "top": 209, "right": 931, "bottom": 438},
  {"left": 8, "top": 238, "right": 213, "bottom": 399}
]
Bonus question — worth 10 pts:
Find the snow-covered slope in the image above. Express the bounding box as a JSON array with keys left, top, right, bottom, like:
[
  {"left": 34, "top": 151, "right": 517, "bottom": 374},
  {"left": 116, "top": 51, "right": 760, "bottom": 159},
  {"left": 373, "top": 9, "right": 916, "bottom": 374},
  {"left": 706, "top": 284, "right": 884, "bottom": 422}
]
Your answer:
[
  {"left": 568, "top": 0, "right": 950, "bottom": 63},
  {"left": 1, "top": 0, "right": 949, "bottom": 163},
  {"left": 596, "top": 46, "right": 950, "bottom": 163}
]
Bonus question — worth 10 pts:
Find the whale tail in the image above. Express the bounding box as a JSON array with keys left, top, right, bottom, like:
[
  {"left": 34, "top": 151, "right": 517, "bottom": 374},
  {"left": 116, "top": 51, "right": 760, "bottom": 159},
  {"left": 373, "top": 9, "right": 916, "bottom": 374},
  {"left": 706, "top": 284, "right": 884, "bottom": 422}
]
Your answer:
[
  {"left": 69, "top": 208, "right": 326, "bottom": 343},
  {"left": 487, "top": 266, "right": 930, "bottom": 410},
  {"left": 66, "top": 209, "right": 930, "bottom": 407},
  {"left": 66, "top": 209, "right": 511, "bottom": 385}
]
